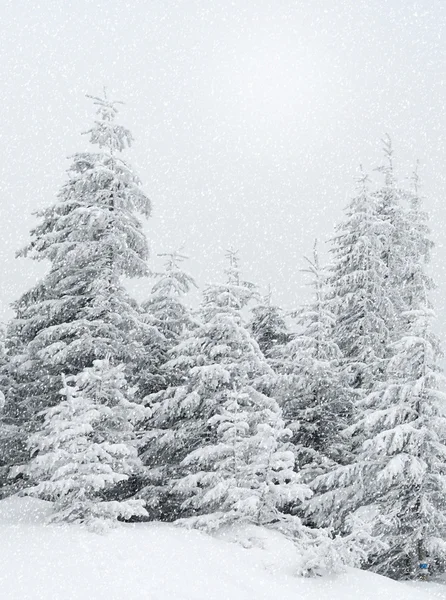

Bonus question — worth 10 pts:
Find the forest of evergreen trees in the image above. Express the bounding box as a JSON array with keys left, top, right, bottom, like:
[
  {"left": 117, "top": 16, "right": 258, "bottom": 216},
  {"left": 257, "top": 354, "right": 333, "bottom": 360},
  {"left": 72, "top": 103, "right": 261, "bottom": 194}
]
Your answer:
[{"left": 0, "top": 93, "right": 445, "bottom": 581}]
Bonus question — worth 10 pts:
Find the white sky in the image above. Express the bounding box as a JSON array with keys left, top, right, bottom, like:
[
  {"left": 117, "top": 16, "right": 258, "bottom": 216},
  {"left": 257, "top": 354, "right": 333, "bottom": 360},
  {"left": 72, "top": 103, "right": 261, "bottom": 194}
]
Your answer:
[{"left": 1, "top": 0, "right": 445, "bottom": 331}]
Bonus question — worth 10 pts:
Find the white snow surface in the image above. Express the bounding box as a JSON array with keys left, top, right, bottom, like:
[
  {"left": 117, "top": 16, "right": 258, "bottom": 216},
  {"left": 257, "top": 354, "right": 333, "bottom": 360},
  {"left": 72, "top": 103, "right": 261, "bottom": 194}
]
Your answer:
[{"left": 0, "top": 497, "right": 443, "bottom": 600}]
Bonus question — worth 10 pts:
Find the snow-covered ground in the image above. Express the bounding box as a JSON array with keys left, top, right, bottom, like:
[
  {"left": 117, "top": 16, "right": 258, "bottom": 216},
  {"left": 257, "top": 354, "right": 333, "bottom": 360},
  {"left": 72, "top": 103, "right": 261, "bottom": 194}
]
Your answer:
[{"left": 0, "top": 497, "right": 443, "bottom": 600}]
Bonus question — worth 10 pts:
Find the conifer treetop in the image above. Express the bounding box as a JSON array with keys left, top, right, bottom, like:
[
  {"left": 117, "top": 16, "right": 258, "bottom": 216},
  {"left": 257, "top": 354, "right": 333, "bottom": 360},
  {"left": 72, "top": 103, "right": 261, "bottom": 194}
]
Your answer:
[
  {"left": 84, "top": 89, "right": 133, "bottom": 154},
  {"left": 151, "top": 249, "right": 197, "bottom": 299},
  {"left": 375, "top": 133, "right": 395, "bottom": 187}
]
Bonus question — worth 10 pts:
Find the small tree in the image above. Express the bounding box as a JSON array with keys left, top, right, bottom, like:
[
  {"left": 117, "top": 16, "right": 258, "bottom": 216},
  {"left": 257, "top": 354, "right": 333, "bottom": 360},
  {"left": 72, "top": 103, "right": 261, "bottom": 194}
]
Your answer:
[
  {"left": 26, "top": 360, "right": 148, "bottom": 530},
  {"left": 174, "top": 386, "right": 311, "bottom": 533},
  {"left": 138, "top": 250, "right": 197, "bottom": 397},
  {"left": 138, "top": 251, "right": 275, "bottom": 521}
]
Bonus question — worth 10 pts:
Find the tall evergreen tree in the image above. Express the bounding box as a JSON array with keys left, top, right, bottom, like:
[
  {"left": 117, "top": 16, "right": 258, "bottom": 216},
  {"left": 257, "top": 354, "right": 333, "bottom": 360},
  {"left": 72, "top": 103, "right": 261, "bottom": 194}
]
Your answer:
[
  {"left": 397, "top": 163, "right": 435, "bottom": 318},
  {"left": 1, "top": 92, "right": 152, "bottom": 474},
  {"left": 25, "top": 359, "right": 148, "bottom": 530},
  {"left": 307, "top": 160, "right": 446, "bottom": 579},
  {"left": 369, "top": 138, "right": 431, "bottom": 332},
  {"left": 328, "top": 168, "right": 394, "bottom": 395},
  {"left": 372, "top": 135, "right": 415, "bottom": 325}
]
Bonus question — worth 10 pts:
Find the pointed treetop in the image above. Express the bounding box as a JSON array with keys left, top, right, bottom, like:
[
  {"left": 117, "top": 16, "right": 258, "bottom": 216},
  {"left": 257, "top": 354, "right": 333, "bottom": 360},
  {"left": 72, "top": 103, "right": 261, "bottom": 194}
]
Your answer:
[
  {"left": 84, "top": 90, "right": 133, "bottom": 153},
  {"left": 410, "top": 159, "right": 421, "bottom": 195},
  {"left": 375, "top": 133, "right": 395, "bottom": 187},
  {"left": 149, "top": 247, "right": 197, "bottom": 298},
  {"left": 301, "top": 238, "right": 320, "bottom": 279},
  {"left": 158, "top": 248, "right": 190, "bottom": 271},
  {"left": 264, "top": 284, "right": 273, "bottom": 306},
  {"left": 355, "top": 164, "right": 370, "bottom": 191},
  {"left": 256, "top": 284, "right": 279, "bottom": 308},
  {"left": 86, "top": 87, "right": 124, "bottom": 120},
  {"left": 225, "top": 247, "right": 240, "bottom": 286}
]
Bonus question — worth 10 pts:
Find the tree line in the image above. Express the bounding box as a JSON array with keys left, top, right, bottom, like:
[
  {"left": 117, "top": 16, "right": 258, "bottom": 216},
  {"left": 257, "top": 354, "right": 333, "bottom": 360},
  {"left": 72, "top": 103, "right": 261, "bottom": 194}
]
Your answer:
[{"left": 0, "top": 93, "right": 445, "bottom": 580}]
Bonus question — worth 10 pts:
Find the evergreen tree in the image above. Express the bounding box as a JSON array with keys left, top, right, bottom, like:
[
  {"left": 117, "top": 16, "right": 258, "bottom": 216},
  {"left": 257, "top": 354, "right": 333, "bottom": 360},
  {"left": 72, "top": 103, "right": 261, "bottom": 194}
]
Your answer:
[
  {"left": 276, "top": 243, "right": 350, "bottom": 487},
  {"left": 25, "top": 359, "right": 148, "bottom": 530},
  {"left": 369, "top": 138, "right": 432, "bottom": 332},
  {"left": 174, "top": 387, "right": 311, "bottom": 532},
  {"left": 372, "top": 135, "right": 415, "bottom": 326},
  {"left": 307, "top": 163, "right": 446, "bottom": 579},
  {"left": 138, "top": 250, "right": 197, "bottom": 398},
  {"left": 2, "top": 92, "right": 153, "bottom": 472},
  {"left": 328, "top": 168, "right": 394, "bottom": 395},
  {"left": 138, "top": 251, "right": 278, "bottom": 521}
]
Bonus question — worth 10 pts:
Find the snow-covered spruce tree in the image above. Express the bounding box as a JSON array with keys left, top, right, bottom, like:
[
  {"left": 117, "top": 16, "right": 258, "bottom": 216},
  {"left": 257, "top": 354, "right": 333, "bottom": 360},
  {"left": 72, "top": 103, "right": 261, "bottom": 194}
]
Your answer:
[
  {"left": 249, "top": 288, "right": 291, "bottom": 359},
  {"left": 137, "top": 250, "right": 197, "bottom": 398},
  {"left": 306, "top": 165, "right": 446, "bottom": 578},
  {"left": 302, "top": 161, "right": 398, "bottom": 529},
  {"left": 328, "top": 167, "right": 395, "bottom": 396},
  {"left": 25, "top": 359, "right": 148, "bottom": 530},
  {"left": 275, "top": 242, "right": 351, "bottom": 488},
  {"left": 137, "top": 251, "right": 297, "bottom": 522},
  {"left": 369, "top": 138, "right": 433, "bottom": 332},
  {"left": 156, "top": 253, "right": 317, "bottom": 539},
  {"left": 1, "top": 92, "right": 153, "bottom": 473},
  {"left": 174, "top": 386, "right": 312, "bottom": 533},
  {"left": 363, "top": 294, "right": 446, "bottom": 578}
]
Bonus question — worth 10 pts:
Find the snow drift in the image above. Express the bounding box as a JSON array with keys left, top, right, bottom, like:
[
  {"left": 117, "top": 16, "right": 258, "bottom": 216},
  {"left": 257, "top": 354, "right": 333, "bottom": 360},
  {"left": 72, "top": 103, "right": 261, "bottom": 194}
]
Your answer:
[{"left": 0, "top": 497, "right": 443, "bottom": 600}]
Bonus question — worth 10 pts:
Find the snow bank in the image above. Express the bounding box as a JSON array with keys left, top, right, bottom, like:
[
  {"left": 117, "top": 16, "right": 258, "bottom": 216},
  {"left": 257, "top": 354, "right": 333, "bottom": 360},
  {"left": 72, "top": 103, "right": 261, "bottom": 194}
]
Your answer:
[
  {"left": 0, "top": 497, "right": 441, "bottom": 600},
  {"left": 0, "top": 496, "right": 53, "bottom": 524}
]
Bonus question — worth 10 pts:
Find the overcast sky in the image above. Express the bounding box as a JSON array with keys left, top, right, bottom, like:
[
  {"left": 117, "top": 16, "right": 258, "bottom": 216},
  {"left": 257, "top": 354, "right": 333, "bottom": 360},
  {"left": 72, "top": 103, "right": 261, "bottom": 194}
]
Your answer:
[{"left": 1, "top": 0, "right": 445, "bottom": 330}]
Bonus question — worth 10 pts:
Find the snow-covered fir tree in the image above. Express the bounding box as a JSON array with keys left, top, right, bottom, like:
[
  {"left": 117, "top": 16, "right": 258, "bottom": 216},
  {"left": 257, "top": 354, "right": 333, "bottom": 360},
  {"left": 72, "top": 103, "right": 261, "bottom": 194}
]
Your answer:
[
  {"left": 138, "top": 251, "right": 297, "bottom": 523},
  {"left": 328, "top": 167, "right": 395, "bottom": 395},
  {"left": 1, "top": 92, "right": 154, "bottom": 476},
  {"left": 367, "top": 138, "right": 432, "bottom": 334},
  {"left": 249, "top": 288, "right": 291, "bottom": 359},
  {"left": 174, "top": 386, "right": 311, "bottom": 532},
  {"left": 362, "top": 295, "right": 446, "bottom": 578},
  {"left": 307, "top": 166, "right": 446, "bottom": 579},
  {"left": 25, "top": 359, "right": 148, "bottom": 530},
  {"left": 138, "top": 250, "right": 197, "bottom": 398},
  {"left": 275, "top": 243, "right": 350, "bottom": 488}
]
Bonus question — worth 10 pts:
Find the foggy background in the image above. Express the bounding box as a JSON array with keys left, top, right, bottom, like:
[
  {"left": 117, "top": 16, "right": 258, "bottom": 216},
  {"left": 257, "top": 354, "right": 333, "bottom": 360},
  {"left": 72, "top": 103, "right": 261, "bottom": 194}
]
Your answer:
[{"left": 1, "top": 0, "right": 445, "bottom": 332}]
